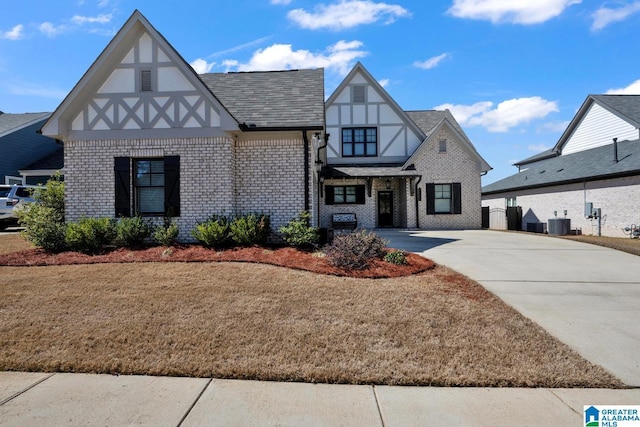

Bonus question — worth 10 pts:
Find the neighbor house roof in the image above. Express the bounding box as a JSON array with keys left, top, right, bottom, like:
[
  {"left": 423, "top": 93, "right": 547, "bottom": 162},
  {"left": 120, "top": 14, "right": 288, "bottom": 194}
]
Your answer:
[
  {"left": 482, "top": 138, "right": 640, "bottom": 195},
  {"left": 0, "top": 112, "right": 51, "bottom": 138},
  {"left": 20, "top": 147, "right": 64, "bottom": 171},
  {"left": 516, "top": 95, "right": 640, "bottom": 168},
  {"left": 199, "top": 69, "right": 325, "bottom": 129}
]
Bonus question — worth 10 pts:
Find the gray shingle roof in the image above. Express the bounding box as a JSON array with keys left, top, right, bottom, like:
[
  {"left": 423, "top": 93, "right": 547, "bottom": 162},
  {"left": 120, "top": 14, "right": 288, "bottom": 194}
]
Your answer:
[
  {"left": 591, "top": 95, "right": 640, "bottom": 126},
  {"left": 0, "top": 112, "right": 51, "bottom": 137},
  {"left": 21, "top": 147, "right": 64, "bottom": 171},
  {"left": 199, "top": 69, "right": 324, "bottom": 129},
  {"left": 482, "top": 138, "right": 640, "bottom": 194},
  {"left": 405, "top": 110, "right": 468, "bottom": 140},
  {"left": 327, "top": 165, "right": 420, "bottom": 178}
]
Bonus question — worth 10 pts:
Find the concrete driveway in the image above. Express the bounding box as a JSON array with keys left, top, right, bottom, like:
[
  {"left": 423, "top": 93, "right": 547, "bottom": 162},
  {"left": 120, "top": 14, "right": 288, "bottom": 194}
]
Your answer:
[{"left": 376, "top": 229, "right": 640, "bottom": 387}]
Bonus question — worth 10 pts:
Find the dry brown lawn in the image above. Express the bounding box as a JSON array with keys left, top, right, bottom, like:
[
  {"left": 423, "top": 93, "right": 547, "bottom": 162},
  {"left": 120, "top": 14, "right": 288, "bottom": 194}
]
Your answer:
[
  {"left": 0, "top": 233, "right": 32, "bottom": 254},
  {"left": 0, "top": 258, "right": 622, "bottom": 388},
  {"left": 562, "top": 234, "right": 640, "bottom": 257}
]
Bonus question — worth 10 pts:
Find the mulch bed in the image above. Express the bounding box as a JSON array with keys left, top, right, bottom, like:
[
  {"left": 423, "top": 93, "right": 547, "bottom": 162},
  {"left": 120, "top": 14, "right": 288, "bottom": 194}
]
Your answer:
[{"left": 0, "top": 245, "right": 435, "bottom": 279}]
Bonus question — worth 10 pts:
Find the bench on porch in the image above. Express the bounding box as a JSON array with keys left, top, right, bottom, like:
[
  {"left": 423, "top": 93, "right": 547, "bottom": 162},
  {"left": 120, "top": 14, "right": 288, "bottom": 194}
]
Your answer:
[{"left": 331, "top": 213, "right": 358, "bottom": 230}]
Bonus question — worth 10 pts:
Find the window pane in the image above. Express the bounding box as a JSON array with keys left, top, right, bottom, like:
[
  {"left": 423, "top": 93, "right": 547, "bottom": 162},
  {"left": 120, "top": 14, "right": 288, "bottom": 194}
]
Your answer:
[
  {"left": 366, "top": 128, "right": 376, "bottom": 141},
  {"left": 150, "top": 160, "right": 164, "bottom": 173},
  {"left": 346, "top": 186, "right": 356, "bottom": 203},
  {"left": 354, "top": 129, "right": 365, "bottom": 142},
  {"left": 151, "top": 174, "right": 164, "bottom": 186},
  {"left": 354, "top": 143, "right": 365, "bottom": 156},
  {"left": 343, "top": 144, "right": 353, "bottom": 156},
  {"left": 342, "top": 129, "right": 352, "bottom": 143},
  {"left": 137, "top": 187, "right": 164, "bottom": 213},
  {"left": 435, "top": 199, "right": 451, "bottom": 213},
  {"left": 136, "top": 174, "right": 150, "bottom": 186},
  {"left": 366, "top": 143, "right": 376, "bottom": 156},
  {"left": 137, "top": 160, "right": 150, "bottom": 174}
]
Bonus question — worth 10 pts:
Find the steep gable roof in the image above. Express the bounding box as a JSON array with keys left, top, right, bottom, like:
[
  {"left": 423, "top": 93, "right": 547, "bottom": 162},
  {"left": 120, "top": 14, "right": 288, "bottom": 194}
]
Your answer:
[
  {"left": 403, "top": 116, "right": 492, "bottom": 173},
  {"left": 326, "top": 62, "right": 425, "bottom": 140},
  {"left": 406, "top": 110, "right": 470, "bottom": 142},
  {"left": 483, "top": 138, "right": 640, "bottom": 194},
  {"left": 42, "top": 10, "right": 238, "bottom": 139},
  {"left": 199, "top": 69, "right": 324, "bottom": 129},
  {"left": 0, "top": 113, "right": 51, "bottom": 138}
]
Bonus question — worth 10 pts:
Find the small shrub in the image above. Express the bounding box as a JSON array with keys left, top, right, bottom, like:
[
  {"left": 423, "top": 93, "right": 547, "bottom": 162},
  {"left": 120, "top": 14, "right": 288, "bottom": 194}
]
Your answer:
[
  {"left": 279, "top": 211, "right": 319, "bottom": 249},
  {"left": 384, "top": 249, "right": 408, "bottom": 265},
  {"left": 154, "top": 218, "right": 179, "bottom": 246},
  {"left": 114, "top": 216, "right": 153, "bottom": 248},
  {"left": 229, "top": 213, "right": 271, "bottom": 246},
  {"left": 324, "top": 230, "right": 388, "bottom": 270},
  {"left": 65, "top": 217, "right": 116, "bottom": 254},
  {"left": 191, "top": 215, "right": 230, "bottom": 248},
  {"left": 17, "top": 175, "right": 67, "bottom": 252}
]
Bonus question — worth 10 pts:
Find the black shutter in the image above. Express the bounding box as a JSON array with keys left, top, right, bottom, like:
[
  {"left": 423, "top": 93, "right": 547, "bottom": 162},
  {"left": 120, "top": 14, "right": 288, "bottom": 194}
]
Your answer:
[
  {"left": 114, "top": 157, "right": 131, "bottom": 217},
  {"left": 164, "top": 156, "right": 180, "bottom": 217},
  {"left": 325, "top": 185, "right": 334, "bottom": 205},
  {"left": 426, "top": 183, "right": 435, "bottom": 215},
  {"left": 355, "top": 185, "right": 365, "bottom": 204},
  {"left": 452, "top": 182, "right": 462, "bottom": 214}
]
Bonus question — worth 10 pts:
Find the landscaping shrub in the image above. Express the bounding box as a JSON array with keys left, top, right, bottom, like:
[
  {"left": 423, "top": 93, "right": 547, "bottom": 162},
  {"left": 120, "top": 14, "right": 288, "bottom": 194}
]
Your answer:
[
  {"left": 16, "top": 176, "right": 67, "bottom": 252},
  {"left": 229, "top": 213, "right": 270, "bottom": 246},
  {"left": 114, "top": 216, "right": 153, "bottom": 248},
  {"left": 65, "top": 217, "right": 116, "bottom": 254},
  {"left": 154, "top": 217, "right": 179, "bottom": 246},
  {"left": 384, "top": 249, "right": 408, "bottom": 265},
  {"left": 191, "top": 215, "right": 230, "bottom": 248},
  {"left": 324, "top": 230, "right": 388, "bottom": 270},
  {"left": 279, "top": 211, "right": 319, "bottom": 249}
]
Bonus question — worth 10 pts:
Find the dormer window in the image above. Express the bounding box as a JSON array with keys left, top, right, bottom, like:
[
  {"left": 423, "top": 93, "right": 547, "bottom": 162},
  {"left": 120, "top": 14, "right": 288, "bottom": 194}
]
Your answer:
[
  {"left": 140, "top": 69, "right": 152, "bottom": 91},
  {"left": 352, "top": 85, "right": 365, "bottom": 103}
]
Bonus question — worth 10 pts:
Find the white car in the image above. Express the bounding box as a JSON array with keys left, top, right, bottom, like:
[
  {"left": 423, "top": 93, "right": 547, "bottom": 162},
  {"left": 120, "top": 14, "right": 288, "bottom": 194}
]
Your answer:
[{"left": 0, "top": 185, "right": 38, "bottom": 230}]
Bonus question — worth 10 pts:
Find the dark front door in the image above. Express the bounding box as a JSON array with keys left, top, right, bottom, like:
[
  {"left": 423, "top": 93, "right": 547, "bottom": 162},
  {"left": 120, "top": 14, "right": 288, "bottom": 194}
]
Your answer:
[{"left": 378, "top": 191, "right": 394, "bottom": 227}]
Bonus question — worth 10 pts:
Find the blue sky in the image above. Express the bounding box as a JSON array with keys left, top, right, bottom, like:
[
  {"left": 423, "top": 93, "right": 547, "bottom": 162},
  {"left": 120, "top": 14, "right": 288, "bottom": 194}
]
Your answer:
[{"left": 2, "top": 0, "right": 640, "bottom": 185}]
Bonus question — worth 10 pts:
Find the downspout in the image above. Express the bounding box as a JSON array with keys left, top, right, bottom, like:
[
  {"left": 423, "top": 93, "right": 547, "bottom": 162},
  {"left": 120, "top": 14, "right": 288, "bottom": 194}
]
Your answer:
[
  {"left": 316, "top": 133, "right": 328, "bottom": 228},
  {"left": 414, "top": 175, "right": 422, "bottom": 228},
  {"left": 302, "top": 130, "right": 310, "bottom": 212}
]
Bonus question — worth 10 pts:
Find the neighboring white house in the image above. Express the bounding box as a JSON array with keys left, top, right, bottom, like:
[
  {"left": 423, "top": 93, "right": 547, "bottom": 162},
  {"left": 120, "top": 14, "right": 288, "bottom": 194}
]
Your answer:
[
  {"left": 320, "top": 62, "right": 491, "bottom": 229},
  {"left": 41, "top": 10, "right": 491, "bottom": 241},
  {"left": 482, "top": 95, "right": 640, "bottom": 237}
]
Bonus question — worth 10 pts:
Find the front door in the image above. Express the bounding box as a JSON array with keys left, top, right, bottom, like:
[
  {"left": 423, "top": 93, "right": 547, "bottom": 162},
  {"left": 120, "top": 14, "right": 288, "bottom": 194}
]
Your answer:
[{"left": 378, "top": 191, "right": 393, "bottom": 227}]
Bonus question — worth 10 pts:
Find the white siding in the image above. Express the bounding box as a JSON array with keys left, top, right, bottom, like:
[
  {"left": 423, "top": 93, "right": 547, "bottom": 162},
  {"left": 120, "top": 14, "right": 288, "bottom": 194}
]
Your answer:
[{"left": 563, "top": 103, "right": 638, "bottom": 155}]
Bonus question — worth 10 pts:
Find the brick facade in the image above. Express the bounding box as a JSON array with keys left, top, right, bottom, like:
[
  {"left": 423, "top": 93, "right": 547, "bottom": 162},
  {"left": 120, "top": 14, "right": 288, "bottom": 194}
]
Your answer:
[{"left": 64, "top": 134, "right": 310, "bottom": 242}]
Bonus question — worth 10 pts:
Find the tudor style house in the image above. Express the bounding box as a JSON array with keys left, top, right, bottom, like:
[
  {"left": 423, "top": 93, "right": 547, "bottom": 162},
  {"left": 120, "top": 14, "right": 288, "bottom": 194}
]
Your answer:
[
  {"left": 42, "top": 10, "right": 490, "bottom": 240},
  {"left": 319, "top": 63, "right": 491, "bottom": 230},
  {"left": 482, "top": 95, "right": 640, "bottom": 237}
]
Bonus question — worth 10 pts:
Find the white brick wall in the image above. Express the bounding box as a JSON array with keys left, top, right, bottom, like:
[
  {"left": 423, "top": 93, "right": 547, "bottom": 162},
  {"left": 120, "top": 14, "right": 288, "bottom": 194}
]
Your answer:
[
  {"left": 64, "top": 135, "right": 309, "bottom": 242},
  {"left": 410, "top": 127, "right": 483, "bottom": 229},
  {"left": 482, "top": 175, "right": 640, "bottom": 237}
]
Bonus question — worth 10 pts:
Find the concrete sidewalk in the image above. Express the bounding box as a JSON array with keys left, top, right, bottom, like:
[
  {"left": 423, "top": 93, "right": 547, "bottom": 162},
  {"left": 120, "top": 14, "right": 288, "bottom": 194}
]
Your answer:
[
  {"left": 2, "top": 372, "right": 640, "bottom": 426},
  {"left": 377, "top": 229, "right": 640, "bottom": 387}
]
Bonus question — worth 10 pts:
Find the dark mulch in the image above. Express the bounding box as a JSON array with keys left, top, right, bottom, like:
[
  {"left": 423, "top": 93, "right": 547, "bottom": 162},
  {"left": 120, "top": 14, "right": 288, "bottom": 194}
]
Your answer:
[{"left": 0, "top": 245, "right": 435, "bottom": 279}]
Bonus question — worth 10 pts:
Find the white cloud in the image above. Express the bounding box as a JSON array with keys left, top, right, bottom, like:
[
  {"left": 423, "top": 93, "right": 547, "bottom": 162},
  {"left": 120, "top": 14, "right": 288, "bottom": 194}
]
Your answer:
[
  {"left": 414, "top": 53, "right": 450, "bottom": 70},
  {"left": 379, "top": 78, "right": 390, "bottom": 87},
  {"left": 39, "top": 22, "right": 67, "bottom": 37},
  {"left": 528, "top": 144, "right": 552, "bottom": 152},
  {"left": 447, "top": 0, "right": 581, "bottom": 24},
  {"left": 0, "top": 24, "right": 24, "bottom": 40},
  {"left": 271, "top": 0, "right": 293, "bottom": 4},
  {"left": 436, "top": 97, "right": 559, "bottom": 132},
  {"left": 288, "top": 0, "right": 410, "bottom": 30},
  {"left": 592, "top": 2, "right": 640, "bottom": 30},
  {"left": 71, "top": 14, "right": 113, "bottom": 25},
  {"left": 606, "top": 79, "right": 640, "bottom": 94},
  {"left": 190, "top": 58, "right": 216, "bottom": 74},
  {"left": 227, "top": 40, "right": 367, "bottom": 75}
]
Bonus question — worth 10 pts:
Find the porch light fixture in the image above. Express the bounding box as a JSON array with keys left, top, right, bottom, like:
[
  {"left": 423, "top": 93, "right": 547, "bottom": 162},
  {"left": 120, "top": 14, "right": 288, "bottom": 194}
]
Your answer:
[{"left": 385, "top": 179, "right": 391, "bottom": 190}]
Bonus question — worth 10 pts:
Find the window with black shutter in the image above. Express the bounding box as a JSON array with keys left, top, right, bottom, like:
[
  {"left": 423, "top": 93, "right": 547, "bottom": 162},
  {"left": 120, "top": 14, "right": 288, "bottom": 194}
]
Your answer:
[
  {"left": 114, "top": 156, "right": 180, "bottom": 217},
  {"left": 325, "top": 185, "right": 365, "bottom": 205},
  {"left": 426, "top": 182, "right": 461, "bottom": 215}
]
